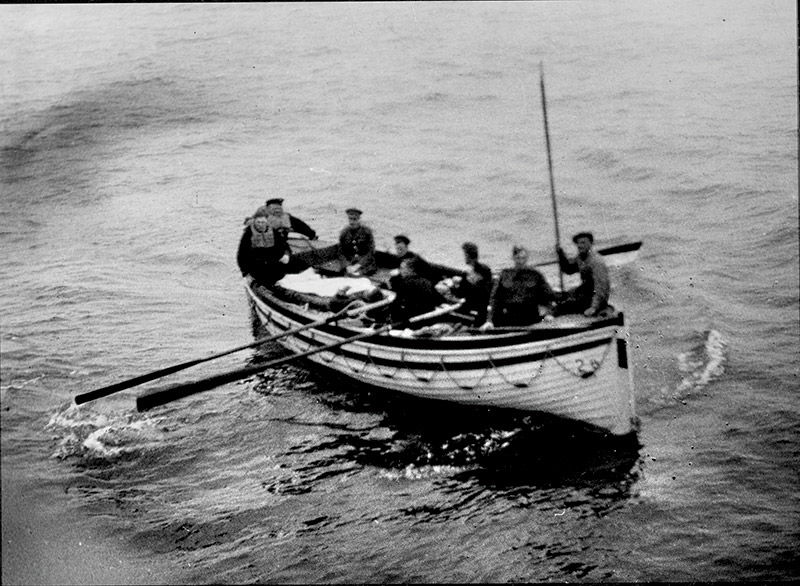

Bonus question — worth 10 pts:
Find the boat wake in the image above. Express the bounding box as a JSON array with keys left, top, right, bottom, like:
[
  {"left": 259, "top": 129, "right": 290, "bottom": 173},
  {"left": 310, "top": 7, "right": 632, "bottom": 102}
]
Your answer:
[
  {"left": 651, "top": 329, "right": 727, "bottom": 408},
  {"left": 675, "top": 329, "right": 727, "bottom": 393},
  {"left": 46, "top": 402, "right": 168, "bottom": 462}
]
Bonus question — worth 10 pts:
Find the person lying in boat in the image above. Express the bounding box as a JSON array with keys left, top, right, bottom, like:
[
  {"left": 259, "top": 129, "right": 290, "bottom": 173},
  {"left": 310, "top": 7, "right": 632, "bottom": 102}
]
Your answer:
[
  {"left": 338, "top": 207, "right": 377, "bottom": 276},
  {"left": 329, "top": 283, "right": 386, "bottom": 314},
  {"left": 389, "top": 256, "right": 447, "bottom": 326},
  {"left": 480, "top": 245, "right": 556, "bottom": 330},
  {"left": 264, "top": 197, "right": 318, "bottom": 241},
  {"left": 556, "top": 231, "right": 610, "bottom": 317},
  {"left": 236, "top": 206, "right": 292, "bottom": 286},
  {"left": 437, "top": 242, "right": 494, "bottom": 326}
]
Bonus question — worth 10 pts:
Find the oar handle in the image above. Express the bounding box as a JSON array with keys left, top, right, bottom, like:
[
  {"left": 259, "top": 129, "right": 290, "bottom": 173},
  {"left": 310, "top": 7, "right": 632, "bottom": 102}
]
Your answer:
[
  {"left": 136, "top": 301, "right": 463, "bottom": 412},
  {"left": 74, "top": 294, "right": 392, "bottom": 405}
]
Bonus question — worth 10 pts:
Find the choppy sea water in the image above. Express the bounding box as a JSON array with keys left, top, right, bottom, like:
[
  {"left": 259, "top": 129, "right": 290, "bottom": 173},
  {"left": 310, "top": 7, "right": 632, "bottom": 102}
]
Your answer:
[{"left": 1, "top": 2, "right": 798, "bottom": 583}]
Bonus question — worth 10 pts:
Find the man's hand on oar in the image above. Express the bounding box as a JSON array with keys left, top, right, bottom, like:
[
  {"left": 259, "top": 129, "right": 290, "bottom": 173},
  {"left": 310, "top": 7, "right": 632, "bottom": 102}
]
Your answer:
[
  {"left": 73, "top": 294, "right": 393, "bottom": 405},
  {"left": 136, "top": 301, "right": 464, "bottom": 412}
]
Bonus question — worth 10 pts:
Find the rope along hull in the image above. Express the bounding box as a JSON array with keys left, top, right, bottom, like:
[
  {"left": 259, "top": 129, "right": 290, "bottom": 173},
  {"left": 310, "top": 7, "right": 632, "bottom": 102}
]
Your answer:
[{"left": 246, "top": 283, "right": 636, "bottom": 435}]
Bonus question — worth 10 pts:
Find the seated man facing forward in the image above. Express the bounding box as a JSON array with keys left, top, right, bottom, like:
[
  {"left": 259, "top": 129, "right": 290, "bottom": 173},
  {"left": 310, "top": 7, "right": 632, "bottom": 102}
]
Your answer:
[
  {"left": 482, "top": 245, "right": 555, "bottom": 329},
  {"left": 338, "top": 207, "right": 377, "bottom": 276},
  {"left": 556, "top": 231, "right": 610, "bottom": 317}
]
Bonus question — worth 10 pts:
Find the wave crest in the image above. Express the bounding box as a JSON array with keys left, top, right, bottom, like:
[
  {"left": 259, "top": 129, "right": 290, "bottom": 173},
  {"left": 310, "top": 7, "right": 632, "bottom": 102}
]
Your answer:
[
  {"left": 46, "top": 402, "right": 166, "bottom": 462},
  {"left": 675, "top": 329, "right": 727, "bottom": 393}
]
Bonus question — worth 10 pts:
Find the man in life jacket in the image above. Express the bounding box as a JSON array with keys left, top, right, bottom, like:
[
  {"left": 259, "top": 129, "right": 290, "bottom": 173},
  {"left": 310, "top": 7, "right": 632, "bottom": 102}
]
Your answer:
[
  {"left": 556, "top": 231, "right": 610, "bottom": 317},
  {"left": 264, "top": 197, "right": 318, "bottom": 241},
  {"left": 338, "top": 208, "right": 377, "bottom": 276},
  {"left": 236, "top": 206, "right": 292, "bottom": 286}
]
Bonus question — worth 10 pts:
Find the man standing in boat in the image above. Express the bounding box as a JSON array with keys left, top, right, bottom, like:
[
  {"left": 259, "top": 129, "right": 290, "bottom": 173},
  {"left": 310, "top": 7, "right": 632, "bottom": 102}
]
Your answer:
[
  {"left": 264, "top": 197, "right": 318, "bottom": 241},
  {"left": 236, "top": 206, "right": 292, "bottom": 286},
  {"left": 338, "top": 208, "right": 377, "bottom": 276},
  {"left": 556, "top": 231, "right": 610, "bottom": 317},
  {"left": 481, "top": 245, "right": 555, "bottom": 329}
]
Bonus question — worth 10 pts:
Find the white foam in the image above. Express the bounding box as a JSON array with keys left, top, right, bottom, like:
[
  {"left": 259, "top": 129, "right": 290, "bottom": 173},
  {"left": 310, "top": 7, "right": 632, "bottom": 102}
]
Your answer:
[
  {"left": 675, "top": 329, "right": 727, "bottom": 394},
  {"left": 378, "top": 463, "right": 467, "bottom": 481},
  {"left": 47, "top": 402, "right": 164, "bottom": 460},
  {"left": 83, "top": 425, "right": 122, "bottom": 458}
]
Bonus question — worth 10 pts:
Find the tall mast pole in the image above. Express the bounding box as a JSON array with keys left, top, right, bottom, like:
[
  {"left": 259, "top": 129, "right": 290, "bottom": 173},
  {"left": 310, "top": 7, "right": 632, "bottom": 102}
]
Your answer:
[{"left": 539, "top": 62, "right": 564, "bottom": 292}]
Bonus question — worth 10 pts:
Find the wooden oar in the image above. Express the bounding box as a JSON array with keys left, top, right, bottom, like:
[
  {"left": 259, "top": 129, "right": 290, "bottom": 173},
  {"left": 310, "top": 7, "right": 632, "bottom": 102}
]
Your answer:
[
  {"left": 74, "top": 295, "right": 392, "bottom": 405},
  {"left": 136, "top": 302, "right": 463, "bottom": 412}
]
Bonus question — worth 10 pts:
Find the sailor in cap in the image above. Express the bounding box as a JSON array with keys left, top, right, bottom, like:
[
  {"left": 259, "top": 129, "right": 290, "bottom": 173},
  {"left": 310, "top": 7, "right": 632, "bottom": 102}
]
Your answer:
[
  {"left": 264, "top": 197, "right": 318, "bottom": 241},
  {"left": 389, "top": 234, "right": 435, "bottom": 283},
  {"left": 556, "top": 231, "right": 610, "bottom": 317},
  {"left": 338, "top": 208, "right": 376, "bottom": 276}
]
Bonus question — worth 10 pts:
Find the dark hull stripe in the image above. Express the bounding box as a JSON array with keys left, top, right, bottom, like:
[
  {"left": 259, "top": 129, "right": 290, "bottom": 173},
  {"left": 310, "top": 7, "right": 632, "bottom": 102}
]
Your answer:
[
  {"left": 252, "top": 286, "right": 624, "bottom": 350},
  {"left": 258, "top": 304, "right": 616, "bottom": 371}
]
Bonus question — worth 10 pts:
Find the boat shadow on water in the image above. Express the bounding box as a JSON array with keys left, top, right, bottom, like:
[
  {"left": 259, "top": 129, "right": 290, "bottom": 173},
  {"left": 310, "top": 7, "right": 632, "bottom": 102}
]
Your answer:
[{"left": 251, "top": 345, "right": 642, "bottom": 498}]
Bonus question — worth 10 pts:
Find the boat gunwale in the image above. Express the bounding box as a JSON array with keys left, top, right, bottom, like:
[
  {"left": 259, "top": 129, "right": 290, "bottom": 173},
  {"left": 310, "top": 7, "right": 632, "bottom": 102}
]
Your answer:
[{"left": 248, "top": 282, "right": 626, "bottom": 351}]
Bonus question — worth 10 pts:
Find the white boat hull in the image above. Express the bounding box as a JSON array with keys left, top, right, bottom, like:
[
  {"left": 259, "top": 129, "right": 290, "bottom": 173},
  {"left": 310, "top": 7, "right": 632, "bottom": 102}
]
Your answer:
[{"left": 246, "top": 284, "right": 637, "bottom": 435}]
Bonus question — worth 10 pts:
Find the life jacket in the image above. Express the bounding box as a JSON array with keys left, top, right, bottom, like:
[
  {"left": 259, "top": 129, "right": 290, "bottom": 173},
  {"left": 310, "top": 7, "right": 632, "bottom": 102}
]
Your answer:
[
  {"left": 244, "top": 213, "right": 292, "bottom": 231},
  {"left": 250, "top": 224, "right": 277, "bottom": 248}
]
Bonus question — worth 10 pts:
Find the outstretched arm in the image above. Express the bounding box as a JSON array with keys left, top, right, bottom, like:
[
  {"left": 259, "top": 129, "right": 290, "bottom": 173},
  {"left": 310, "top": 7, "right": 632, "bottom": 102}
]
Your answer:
[
  {"left": 289, "top": 215, "right": 317, "bottom": 240},
  {"left": 358, "top": 228, "right": 377, "bottom": 274}
]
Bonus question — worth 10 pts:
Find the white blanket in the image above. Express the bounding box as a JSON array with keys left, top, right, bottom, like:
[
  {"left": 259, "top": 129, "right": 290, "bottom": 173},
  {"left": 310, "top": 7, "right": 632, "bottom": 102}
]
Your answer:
[{"left": 276, "top": 268, "right": 375, "bottom": 297}]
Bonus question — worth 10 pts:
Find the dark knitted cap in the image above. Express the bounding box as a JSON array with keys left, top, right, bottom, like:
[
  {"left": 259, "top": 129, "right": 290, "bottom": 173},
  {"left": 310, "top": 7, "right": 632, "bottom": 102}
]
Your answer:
[{"left": 572, "top": 231, "right": 594, "bottom": 243}]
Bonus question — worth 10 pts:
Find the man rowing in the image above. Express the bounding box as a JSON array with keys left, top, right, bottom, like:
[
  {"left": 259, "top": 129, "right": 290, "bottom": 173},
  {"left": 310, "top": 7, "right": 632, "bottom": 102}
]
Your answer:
[
  {"left": 437, "top": 242, "right": 493, "bottom": 326},
  {"left": 556, "top": 231, "right": 610, "bottom": 317},
  {"left": 389, "top": 234, "right": 436, "bottom": 284},
  {"left": 389, "top": 256, "right": 447, "bottom": 325}
]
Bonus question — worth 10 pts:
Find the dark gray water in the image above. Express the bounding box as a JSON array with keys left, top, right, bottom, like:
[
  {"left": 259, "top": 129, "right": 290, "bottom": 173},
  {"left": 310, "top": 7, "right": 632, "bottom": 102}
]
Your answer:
[{"left": 2, "top": 2, "right": 798, "bottom": 583}]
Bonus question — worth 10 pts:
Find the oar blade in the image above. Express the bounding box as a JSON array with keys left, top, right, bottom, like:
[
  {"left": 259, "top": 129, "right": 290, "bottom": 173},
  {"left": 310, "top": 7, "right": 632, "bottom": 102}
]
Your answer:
[{"left": 73, "top": 300, "right": 378, "bottom": 406}]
